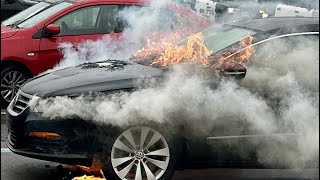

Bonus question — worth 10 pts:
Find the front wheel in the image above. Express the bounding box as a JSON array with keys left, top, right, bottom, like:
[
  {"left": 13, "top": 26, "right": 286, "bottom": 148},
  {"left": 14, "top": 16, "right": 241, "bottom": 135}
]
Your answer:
[
  {"left": 103, "top": 126, "right": 177, "bottom": 180},
  {"left": 1, "top": 66, "right": 29, "bottom": 108}
]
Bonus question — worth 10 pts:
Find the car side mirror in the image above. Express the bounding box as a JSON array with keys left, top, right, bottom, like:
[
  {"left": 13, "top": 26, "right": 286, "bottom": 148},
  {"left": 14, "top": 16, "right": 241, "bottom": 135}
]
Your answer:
[
  {"left": 44, "top": 24, "right": 60, "bottom": 36},
  {"left": 219, "top": 62, "right": 247, "bottom": 79}
]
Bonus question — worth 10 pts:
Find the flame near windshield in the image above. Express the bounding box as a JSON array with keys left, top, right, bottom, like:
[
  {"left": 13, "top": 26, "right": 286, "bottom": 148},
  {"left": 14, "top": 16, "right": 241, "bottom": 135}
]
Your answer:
[{"left": 133, "top": 33, "right": 254, "bottom": 70}]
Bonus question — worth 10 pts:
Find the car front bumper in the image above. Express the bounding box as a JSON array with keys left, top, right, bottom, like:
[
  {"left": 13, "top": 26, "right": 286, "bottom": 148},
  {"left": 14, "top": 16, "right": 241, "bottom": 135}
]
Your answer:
[{"left": 5, "top": 110, "right": 98, "bottom": 166}]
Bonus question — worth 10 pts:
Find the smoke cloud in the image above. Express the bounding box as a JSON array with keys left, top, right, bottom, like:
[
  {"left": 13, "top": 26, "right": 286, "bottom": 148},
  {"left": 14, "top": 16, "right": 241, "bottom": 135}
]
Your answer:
[
  {"left": 32, "top": 0, "right": 318, "bottom": 170},
  {"left": 35, "top": 35, "right": 319, "bottom": 168}
]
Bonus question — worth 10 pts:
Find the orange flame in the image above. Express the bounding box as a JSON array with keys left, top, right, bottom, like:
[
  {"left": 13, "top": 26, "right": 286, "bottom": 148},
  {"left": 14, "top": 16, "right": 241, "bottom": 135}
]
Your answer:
[
  {"left": 151, "top": 32, "right": 211, "bottom": 67},
  {"left": 134, "top": 32, "right": 212, "bottom": 67},
  {"left": 212, "top": 35, "right": 254, "bottom": 68},
  {"left": 134, "top": 30, "right": 190, "bottom": 60},
  {"left": 72, "top": 175, "right": 105, "bottom": 180},
  {"left": 134, "top": 32, "right": 254, "bottom": 70},
  {"left": 71, "top": 154, "right": 106, "bottom": 180}
]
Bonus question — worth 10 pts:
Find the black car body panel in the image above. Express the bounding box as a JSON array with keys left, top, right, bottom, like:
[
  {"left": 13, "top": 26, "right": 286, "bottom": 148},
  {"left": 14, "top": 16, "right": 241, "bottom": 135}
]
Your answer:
[
  {"left": 6, "top": 111, "right": 94, "bottom": 166},
  {"left": 6, "top": 61, "right": 166, "bottom": 165},
  {"left": 22, "top": 61, "right": 164, "bottom": 97}
]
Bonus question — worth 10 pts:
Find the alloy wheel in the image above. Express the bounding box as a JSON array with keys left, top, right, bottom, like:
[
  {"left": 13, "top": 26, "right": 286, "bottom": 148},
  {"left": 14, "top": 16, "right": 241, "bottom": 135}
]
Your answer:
[
  {"left": 1, "top": 70, "right": 26, "bottom": 103},
  {"left": 111, "top": 126, "right": 170, "bottom": 180}
]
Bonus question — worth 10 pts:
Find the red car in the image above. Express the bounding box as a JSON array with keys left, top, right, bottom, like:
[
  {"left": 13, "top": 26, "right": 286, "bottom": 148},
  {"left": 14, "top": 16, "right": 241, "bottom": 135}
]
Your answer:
[{"left": 1, "top": 0, "right": 210, "bottom": 107}]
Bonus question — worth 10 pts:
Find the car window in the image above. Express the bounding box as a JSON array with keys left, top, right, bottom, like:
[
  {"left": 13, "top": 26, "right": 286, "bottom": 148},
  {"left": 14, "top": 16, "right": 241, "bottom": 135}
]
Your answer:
[
  {"left": 96, "top": 5, "right": 125, "bottom": 33},
  {"left": 54, "top": 5, "right": 122, "bottom": 36},
  {"left": 17, "top": 2, "right": 72, "bottom": 29},
  {"left": 55, "top": 6, "right": 100, "bottom": 28}
]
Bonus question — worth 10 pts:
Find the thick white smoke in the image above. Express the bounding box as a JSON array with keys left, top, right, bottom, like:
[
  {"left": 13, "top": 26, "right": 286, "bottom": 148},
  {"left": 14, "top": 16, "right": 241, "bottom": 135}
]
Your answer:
[
  {"left": 35, "top": 38, "right": 319, "bottom": 167},
  {"left": 33, "top": 0, "right": 318, "bottom": 169}
]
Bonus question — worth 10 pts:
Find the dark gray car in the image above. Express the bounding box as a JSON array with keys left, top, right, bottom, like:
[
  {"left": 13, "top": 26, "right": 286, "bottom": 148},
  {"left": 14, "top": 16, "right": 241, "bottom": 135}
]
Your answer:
[{"left": 5, "top": 17, "right": 319, "bottom": 180}]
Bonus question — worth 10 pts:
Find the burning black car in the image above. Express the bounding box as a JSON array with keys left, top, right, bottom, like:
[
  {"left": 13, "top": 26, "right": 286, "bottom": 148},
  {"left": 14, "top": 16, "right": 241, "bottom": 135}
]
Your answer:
[{"left": 6, "top": 17, "right": 319, "bottom": 180}]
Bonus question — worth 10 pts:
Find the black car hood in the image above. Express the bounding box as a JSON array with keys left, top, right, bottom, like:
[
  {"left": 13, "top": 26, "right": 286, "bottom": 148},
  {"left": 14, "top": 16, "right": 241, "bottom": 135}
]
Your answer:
[{"left": 21, "top": 61, "right": 164, "bottom": 97}]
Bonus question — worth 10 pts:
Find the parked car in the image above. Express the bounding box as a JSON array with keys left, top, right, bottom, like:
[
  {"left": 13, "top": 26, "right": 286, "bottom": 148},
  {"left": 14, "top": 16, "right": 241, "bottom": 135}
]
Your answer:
[
  {"left": 6, "top": 17, "right": 319, "bottom": 180},
  {"left": 1, "top": 0, "right": 211, "bottom": 107},
  {"left": 173, "top": 0, "right": 240, "bottom": 23},
  {"left": 1, "top": 0, "right": 39, "bottom": 21},
  {"left": 208, "top": 0, "right": 318, "bottom": 23},
  {"left": 1, "top": 1, "right": 50, "bottom": 26}
]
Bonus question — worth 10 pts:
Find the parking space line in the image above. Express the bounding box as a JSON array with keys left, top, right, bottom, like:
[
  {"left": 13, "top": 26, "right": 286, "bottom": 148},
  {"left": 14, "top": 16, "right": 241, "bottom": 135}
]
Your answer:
[{"left": 1, "top": 148, "right": 12, "bottom": 153}]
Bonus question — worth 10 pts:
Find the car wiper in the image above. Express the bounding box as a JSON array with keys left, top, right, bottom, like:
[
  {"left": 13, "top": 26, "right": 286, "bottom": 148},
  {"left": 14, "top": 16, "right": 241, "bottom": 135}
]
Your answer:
[
  {"left": 10, "top": 23, "right": 20, "bottom": 29},
  {"left": 9, "top": 20, "right": 21, "bottom": 29}
]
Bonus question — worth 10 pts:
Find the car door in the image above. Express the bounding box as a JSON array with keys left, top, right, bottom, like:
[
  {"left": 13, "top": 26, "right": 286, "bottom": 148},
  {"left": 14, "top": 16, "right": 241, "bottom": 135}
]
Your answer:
[
  {"left": 188, "top": 32, "right": 319, "bottom": 167},
  {"left": 38, "top": 4, "right": 123, "bottom": 72}
]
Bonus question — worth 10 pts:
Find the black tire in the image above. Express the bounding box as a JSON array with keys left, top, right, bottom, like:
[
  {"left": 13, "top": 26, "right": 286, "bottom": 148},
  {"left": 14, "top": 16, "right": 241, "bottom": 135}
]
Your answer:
[
  {"left": 101, "top": 124, "right": 180, "bottom": 180},
  {"left": 1, "top": 66, "right": 30, "bottom": 108}
]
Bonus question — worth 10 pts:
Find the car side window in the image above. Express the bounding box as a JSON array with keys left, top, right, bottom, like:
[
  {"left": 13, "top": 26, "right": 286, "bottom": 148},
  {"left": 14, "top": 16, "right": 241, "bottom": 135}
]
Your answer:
[
  {"left": 96, "top": 5, "right": 126, "bottom": 33},
  {"left": 54, "top": 5, "right": 122, "bottom": 36},
  {"left": 54, "top": 5, "right": 101, "bottom": 36}
]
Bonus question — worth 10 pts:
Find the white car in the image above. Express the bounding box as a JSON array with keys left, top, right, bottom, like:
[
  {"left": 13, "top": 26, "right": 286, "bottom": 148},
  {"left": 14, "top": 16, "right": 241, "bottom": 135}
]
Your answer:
[{"left": 275, "top": 3, "right": 319, "bottom": 17}]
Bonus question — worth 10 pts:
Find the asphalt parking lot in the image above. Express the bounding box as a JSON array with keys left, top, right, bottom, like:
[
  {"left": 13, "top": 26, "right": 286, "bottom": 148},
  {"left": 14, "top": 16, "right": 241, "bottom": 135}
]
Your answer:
[{"left": 1, "top": 110, "right": 319, "bottom": 180}]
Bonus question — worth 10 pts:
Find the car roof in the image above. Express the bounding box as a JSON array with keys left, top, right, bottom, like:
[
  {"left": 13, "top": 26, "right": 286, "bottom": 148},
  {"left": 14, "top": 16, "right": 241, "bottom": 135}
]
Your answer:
[{"left": 228, "top": 17, "right": 319, "bottom": 32}]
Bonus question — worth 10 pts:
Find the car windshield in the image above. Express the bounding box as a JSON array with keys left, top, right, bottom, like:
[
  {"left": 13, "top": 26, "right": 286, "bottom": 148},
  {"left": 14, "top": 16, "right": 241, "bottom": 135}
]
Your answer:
[
  {"left": 2, "top": 2, "right": 50, "bottom": 26},
  {"left": 202, "top": 25, "right": 258, "bottom": 53},
  {"left": 17, "top": 2, "right": 73, "bottom": 29}
]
